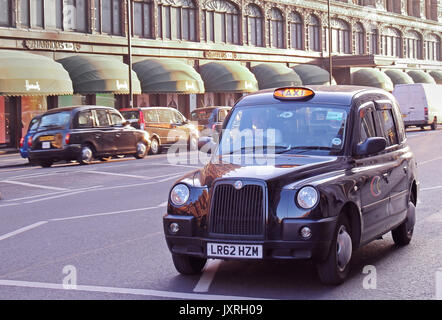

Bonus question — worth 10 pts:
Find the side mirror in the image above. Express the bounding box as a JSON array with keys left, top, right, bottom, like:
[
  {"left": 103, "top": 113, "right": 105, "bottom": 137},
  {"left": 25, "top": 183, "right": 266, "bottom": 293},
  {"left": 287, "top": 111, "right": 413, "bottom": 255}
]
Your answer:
[{"left": 355, "top": 137, "right": 387, "bottom": 156}]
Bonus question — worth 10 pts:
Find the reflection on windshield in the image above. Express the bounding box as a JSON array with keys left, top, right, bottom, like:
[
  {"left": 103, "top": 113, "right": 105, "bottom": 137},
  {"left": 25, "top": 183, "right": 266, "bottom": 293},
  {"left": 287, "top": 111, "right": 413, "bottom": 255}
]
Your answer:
[
  {"left": 217, "top": 104, "right": 348, "bottom": 156},
  {"left": 38, "top": 112, "right": 70, "bottom": 131}
]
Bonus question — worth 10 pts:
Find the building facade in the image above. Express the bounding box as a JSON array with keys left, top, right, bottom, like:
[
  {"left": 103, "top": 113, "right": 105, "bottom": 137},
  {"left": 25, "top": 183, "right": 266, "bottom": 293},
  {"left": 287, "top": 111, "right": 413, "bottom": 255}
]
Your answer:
[{"left": 0, "top": 0, "right": 441, "bottom": 149}]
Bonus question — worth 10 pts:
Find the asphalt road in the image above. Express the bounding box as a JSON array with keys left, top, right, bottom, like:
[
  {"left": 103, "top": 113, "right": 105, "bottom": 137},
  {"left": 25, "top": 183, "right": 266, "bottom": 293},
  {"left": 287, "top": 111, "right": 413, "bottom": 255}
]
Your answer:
[{"left": 0, "top": 128, "right": 441, "bottom": 300}]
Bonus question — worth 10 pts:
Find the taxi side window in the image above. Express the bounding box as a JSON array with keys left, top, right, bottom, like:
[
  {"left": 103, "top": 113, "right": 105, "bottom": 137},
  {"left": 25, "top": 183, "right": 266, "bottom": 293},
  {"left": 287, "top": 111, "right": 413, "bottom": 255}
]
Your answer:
[
  {"left": 95, "top": 109, "right": 110, "bottom": 127},
  {"left": 144, "top": 110, "right": 158, "bottom": 123},
  {"left": 76, "top": 110, "right": 94, "bottom": 128},
  {"left": 359, "top": 107, "right": 377, "bottom": 143},
  {"left": 377, "top": 108, "right": 398, "bottom": 146},
  {"left": 109, "top": 112, "right": 123, "bottom": 126}
]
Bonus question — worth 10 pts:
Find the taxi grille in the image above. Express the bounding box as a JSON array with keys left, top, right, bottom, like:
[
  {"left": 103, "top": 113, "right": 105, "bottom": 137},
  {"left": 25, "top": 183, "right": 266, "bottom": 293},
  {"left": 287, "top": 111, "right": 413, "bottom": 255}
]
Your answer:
[{"left": 209, "top": 183, "right": 265, "bottom": 237}]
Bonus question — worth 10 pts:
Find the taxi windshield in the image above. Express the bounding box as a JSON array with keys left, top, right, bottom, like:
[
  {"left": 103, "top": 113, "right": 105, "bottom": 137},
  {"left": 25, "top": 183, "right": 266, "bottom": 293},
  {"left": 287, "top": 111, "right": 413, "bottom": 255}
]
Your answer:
[{"left": 217, "top": 104, "right": 348, "bottom": 156}]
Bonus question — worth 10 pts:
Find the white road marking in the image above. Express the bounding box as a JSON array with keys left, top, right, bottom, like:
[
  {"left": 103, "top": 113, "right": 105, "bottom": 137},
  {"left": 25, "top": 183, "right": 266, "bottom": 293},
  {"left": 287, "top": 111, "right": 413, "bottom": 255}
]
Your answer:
[
  {"left": 85, "top": 170, "right": 183, "bottom": 181},
  {"left": 1, "top": 180, "right": 68, "bottom": 191},
  {"left": 193, "top": 260, "right": 222, "bottom": 293},
  {"left": 0, "top": 279, "right": 268, "bottom": 300},
  {"left": 4, "top": 186, "right": 103, "bottom": 202},
  {"left": 50, "top": 206, "right": 159, "bottom": 222},
  {"left": 418, "top": 156, "right": 442, "bottom": 166},
  {"left": 157, "top": 201, "right": 168, "bottom": 207},
  {"left": 420, "top": 185, "right": 442, "bottom": 192},
  {"left": 0, "top": 221, "right": 48, "bottom": 241}
]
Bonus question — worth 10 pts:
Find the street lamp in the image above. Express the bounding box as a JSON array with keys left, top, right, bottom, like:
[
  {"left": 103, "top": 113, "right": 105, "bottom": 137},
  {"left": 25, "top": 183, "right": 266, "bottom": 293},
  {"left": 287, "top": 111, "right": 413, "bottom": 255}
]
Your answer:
[
  {"left": 127, "top": 0, "right": 134, "bottom": 108},
  {"left": 327, "top": 0, "right": 333, "bottom": 85}
]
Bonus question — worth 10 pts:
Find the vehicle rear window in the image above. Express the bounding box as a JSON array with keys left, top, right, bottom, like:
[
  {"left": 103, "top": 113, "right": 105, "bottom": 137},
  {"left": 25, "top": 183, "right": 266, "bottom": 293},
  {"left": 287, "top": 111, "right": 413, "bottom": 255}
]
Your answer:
[
  {"left": 121, "top": 111, "right": 139, "bottom": 120},
  {"left": 191, "top": 109, "right": 212, "bottom": 122},
  {"left": 38, "top": 112, "right": 70, "bottom": 131},
  {"left": 218, "top": 109, "right": 229, "bottom": 122}
]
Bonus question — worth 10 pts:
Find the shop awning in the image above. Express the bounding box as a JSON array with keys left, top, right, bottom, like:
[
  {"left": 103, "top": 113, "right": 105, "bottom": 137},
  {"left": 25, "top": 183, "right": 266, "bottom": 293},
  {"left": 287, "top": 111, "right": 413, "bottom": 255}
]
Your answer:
[
  {"left": 250, "top": 63, "right": 302, "bottom": 89},
  {"left": 428, "top": 70, "right": 442, "bottom": 84},
  {"left": 133, "top": 58, "right": 204, "bottom": 94},
  {"left": 383, "top": 69, "right": 414, "bottom": 85},
  {"left": 291, "top": 64, "right": 335, "bottom": 85},
  {"left": 199, "top": 61, "right": 258, "bottom": 93},
  {"left": 0, "top": 50, "right": 73, "bottom": 96},
  {"left": 351, "top": 68, "right": 394, "bottom": 91},
  {"left": 57, "top": 55, "right": 141, "bottom": 94},
  {"left": 407, "top": 70, "right": 436, "bottom": 84}
]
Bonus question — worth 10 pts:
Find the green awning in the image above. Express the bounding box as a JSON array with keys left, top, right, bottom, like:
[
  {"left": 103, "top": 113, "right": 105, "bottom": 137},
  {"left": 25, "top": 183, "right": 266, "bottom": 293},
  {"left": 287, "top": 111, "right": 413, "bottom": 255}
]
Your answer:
[
  {"left": 133, "top": 58, "right": 204, "bottom": 94},
  {"left": 383, "top": 69, "right": 414, "bottom": 85},
  {"left": 251, "top": 63, "right": 302, "bottom": 89},
  {"left": 428, "top": 70, "right": 442, "bottom": 84},
  {"left": 351, "top": 68, "right": 394, "bottom": 91},
  {"left": 199, "top": 61, "right": 258, "bottom": 93},
  {"left": 407, "top": 70, "right": 436, "bottom": 84},
  {"left": 291, "top": 64, "right": 335, "bottom": 85},
  {"left": 57, "top": 55, "right": 141, "bottom": 94},
  {"left": 0, "top": 50, "right": 73, "bottom": 96}
]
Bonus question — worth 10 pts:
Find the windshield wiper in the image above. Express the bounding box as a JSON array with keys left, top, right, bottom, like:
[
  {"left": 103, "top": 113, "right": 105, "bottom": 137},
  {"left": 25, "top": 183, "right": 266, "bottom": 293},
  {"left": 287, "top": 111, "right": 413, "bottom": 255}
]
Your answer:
[
  {"left": 276, "top": 146, "right": 332, "bottom": 154},
  {"left": 223, "top": 145, "right": 290, "bottom": 155}
]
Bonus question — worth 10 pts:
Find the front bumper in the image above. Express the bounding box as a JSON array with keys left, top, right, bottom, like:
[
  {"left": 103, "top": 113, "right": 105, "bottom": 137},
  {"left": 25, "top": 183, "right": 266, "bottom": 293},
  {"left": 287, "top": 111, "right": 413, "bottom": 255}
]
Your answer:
[
  {"left": 29, "top": 145, "right": 81, "bottom": 162},
  {"left": 163, "top": 215, "right": 337, "bottom": 261}
]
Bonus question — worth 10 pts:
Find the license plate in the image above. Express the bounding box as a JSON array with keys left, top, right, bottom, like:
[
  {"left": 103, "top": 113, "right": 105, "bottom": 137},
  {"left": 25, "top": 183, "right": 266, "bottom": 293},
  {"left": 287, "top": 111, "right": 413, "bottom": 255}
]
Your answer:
[
  {"left": 40, "top": 136, "right": 55, "bottom": 142},
  {"left": 207, "top": 243, "right": 263, "bottom": 259},
  {"left": 42, "top": 141, "right": 51, "bottom": 149}
]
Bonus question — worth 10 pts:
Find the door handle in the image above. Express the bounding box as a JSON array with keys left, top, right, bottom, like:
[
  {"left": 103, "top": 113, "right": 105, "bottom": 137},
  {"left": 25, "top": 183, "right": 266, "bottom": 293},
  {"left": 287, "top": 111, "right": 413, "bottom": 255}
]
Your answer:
[
  {"left": 382, "top": 172, "right": 390, "bottom": 183},
  {"left": 115, "top": 133, "right": 121, "bottom": 138},
  {"left": 403, "top": 166, "right": 408, "bottom": 174},
  {"left": 95, "top": 134, "right": 101, "bottom": 139}
]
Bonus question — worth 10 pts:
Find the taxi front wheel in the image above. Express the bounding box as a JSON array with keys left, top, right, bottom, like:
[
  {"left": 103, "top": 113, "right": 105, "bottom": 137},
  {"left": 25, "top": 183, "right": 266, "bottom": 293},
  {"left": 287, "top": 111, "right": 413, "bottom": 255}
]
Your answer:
[
  {"left": 172, "top": 253, "right": 207, "bottom": 275},
  {"left": 316, "top": 216, "right": 353, "bottom": 285}
]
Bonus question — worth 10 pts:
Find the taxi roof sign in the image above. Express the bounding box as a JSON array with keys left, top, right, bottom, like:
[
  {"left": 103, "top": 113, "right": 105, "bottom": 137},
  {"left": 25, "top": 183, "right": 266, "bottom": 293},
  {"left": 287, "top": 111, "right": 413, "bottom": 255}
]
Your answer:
[{"left": 274, "top": 87, "right": 315, "bottom": 101}]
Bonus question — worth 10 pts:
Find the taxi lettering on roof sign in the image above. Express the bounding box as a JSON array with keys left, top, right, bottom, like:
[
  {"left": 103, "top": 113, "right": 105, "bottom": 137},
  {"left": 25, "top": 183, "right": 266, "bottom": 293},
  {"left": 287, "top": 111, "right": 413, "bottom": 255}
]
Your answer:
[{"left": 273, "top": 87, "right": 315, "bottom": 100}]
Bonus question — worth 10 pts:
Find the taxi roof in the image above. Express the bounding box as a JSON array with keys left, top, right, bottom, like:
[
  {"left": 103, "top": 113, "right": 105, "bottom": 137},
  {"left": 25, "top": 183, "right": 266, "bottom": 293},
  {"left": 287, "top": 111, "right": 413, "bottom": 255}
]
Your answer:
[{"left": 236, "top": 85, "right": 382, "bottom": 107}]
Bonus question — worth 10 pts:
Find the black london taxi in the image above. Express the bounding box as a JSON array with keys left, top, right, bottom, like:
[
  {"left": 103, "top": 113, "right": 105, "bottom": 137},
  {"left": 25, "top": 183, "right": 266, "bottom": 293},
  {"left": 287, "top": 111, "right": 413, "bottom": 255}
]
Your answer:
[
  {"left": 28, "top": 106, "right": 151, "bottom": 168},
  {"left": 120, "top": 107, "right": 199, "bottom": 155},
  {"left": 163, "top": 86, "right": 418, "bottom": 285}
]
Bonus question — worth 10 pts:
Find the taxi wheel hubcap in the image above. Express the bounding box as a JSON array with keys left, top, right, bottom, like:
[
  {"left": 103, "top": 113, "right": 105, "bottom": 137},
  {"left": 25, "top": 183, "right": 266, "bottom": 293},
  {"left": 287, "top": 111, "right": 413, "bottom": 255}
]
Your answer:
[
  {"left": 137, "top": 142, "right": 146, "bottom": 156},
  {"left": 336, "top": 225, "right": 352, "bottom": 272},
  {"left": 151, "top": 140, "right": 159, "bottom": 154},
  {"left": 81, "top": 147, "right": 93, "bottom": 163}
]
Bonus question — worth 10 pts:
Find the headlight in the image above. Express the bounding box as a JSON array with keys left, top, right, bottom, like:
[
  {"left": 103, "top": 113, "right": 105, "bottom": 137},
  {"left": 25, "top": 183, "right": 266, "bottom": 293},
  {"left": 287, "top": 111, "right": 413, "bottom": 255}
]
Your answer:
[
  {"left": 170, "top": 184, "right": 190, "bottom": 206},
  {"left": 296, "top": 186, "right": 319, "bottom": 209}
]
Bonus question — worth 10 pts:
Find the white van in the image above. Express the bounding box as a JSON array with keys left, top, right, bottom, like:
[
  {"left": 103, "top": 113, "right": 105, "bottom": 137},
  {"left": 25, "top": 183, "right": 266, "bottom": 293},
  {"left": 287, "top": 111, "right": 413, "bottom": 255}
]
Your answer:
[{"left": 393, "top": 83, "right": 442, "bottom": 130}]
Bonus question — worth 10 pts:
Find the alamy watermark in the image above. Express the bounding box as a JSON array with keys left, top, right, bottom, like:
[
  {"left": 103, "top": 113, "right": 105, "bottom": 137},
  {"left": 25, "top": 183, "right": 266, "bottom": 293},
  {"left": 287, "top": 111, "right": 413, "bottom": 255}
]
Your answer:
[
  {"left": 362, "top": 265, "right": 377, "bottom": 290},
  {"left": 62, "top": 265, "right": 77, "bottom": 290}
]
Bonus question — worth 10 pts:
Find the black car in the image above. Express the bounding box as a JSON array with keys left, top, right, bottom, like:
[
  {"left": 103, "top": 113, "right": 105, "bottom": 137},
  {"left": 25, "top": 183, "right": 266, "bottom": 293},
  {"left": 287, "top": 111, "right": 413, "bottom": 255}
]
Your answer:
[
  {"left": 29, "top": 106, "right": 151, "bottom": 167},
  {"left": 163, "top": 86, "right": 418, "bottom": 285},
  {"left": 120, "top": 107, "right": 199, "bottom": 155}
]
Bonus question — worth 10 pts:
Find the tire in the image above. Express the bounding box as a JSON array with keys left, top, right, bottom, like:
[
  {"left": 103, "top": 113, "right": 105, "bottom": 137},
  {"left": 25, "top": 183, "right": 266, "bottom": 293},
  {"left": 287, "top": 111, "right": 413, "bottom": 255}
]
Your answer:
[
  {"left": 172, "top": 253, "right": 207, "bottom": 275},
  {"left": 78, "top": 145, "right": 94, "bottom": 165},
  {"left": 431, "top": 118, "right": 437, "bottom": 131},
  {"left": 188, "top": 135, "right": 198, "bottom": 151},
  {"left": 149, "top": 138, "right": 160, "bottom": 155},
  {"left": 316, "top": 215, "right": 353, "bottom": 285},
  {"left": 391, "top": 195, "right": 416, "bottom": 246},
  {"left": 39, "top": 160, "right": 53, "bottom": 168},
  {"left": 134, "top": 141, "right": 147, "bottom": 159}
]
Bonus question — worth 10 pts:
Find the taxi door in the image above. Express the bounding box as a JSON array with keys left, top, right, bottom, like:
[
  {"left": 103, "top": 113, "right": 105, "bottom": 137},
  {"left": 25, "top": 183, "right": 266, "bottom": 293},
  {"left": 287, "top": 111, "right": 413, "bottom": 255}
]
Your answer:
[{"left": 354, "top": 102, "right": 395, "bottom": 243}]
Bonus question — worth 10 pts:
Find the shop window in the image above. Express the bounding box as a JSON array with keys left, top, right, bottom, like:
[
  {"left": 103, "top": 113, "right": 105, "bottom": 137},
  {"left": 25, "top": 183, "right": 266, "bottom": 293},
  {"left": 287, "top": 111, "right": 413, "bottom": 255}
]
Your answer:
[
  {"left": 202, "top": 0, "right": 240, "bottom": 44},
  {"left": 244, "top": 4, "right": 263, "bottom": 47},
  {"left": 405, "top": 30, "right": 423, "bottom": 59},
  {"left": 307, "top": 15, "right": 320, "bottom": 52},
  {"left": 267, "top": 8, "right": 284, "bottom": 48},
  {"left": 157, "top": 0, "right": 196, "bottom": 41},
  {"left": 21, "top": 96, "right": 48, "bottom": 139},
  {"left": 96, "top": 94, "right": 116, "bottom": 107},
  {"left": 95, "top": 0, "right": 121, "bottom": 35},
  {"left": 133, "top": 0, "right": 153, "bottom": 38},
  {"left": 289, "top": 12, "right": 303, "bottom": 50},
  {"left": 425, "top": 34, "right": 441, "bottom": 61},
  {"left": 0, "top": 0, "right": 12, "bottom": 27}
]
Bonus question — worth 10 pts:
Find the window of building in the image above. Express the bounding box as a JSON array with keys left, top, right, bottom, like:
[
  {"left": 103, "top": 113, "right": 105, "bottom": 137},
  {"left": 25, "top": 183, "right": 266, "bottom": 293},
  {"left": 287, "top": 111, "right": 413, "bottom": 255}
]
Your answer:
[
  {"left": 267, "top": 8, "right": 284, "bottom": 48},
  {"left": 354, "top": 23, "right": 365, "bottom": 55},
  {"left": 244, "top": 4, "right": 263, "bottom": 47},
  {"left": 202, "top": 0, "right": 240, "bottom": 44},
  {"left": 381, "top": 27, "right": 402, "bottom": 57},
  {"left": 0, "top": 0, "right": 11, "bottom": 27},
  {"left": 325, "top": 18, "right": 351, "bottom": 54},
  {"left": 405, "top": 30, "right": 423, "bottom": 59},
  {"left": 133, "top": 0, "right": 153, "bottom": 38},
  {"left": 368, "top": 25, "right": 379, "bottom": 54},
  {"left": 19, "top": 0, "right": 44, "bottom": 28},
  {"left": 41, "top": 0, "right": 88, "bottom": 32},
  {"left": 289, "top": 12, "right": 303, "bottom": 50},
  {"left": 425, "top": 0, "right": 438, "bottom": 20},
  {"left": 158, "top": 0, "right": 197, "bottom": 41},
  {"left": 308, "top": 15, "right": 320, "bottom": 52},
  {"left": 95, "top": 0, "right": 121, "bottom": 35},
  {"left": 386, "top": 0, "right": 402, "bottom": 13},
  {"left": 425, "top": 34, "right": 441, "bottom": 61},
  {"left": 408, "top": 0, "right": 421, "bottom": 17}
]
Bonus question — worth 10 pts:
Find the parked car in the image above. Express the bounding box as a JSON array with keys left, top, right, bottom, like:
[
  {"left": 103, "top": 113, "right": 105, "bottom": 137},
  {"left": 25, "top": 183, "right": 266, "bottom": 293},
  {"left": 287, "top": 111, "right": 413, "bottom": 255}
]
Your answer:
[
  {"left": 190, "top": 106, "right": 231, "bottom": 149},
  {"left": 163, "top": 86, "right": 418, "bottom": 285},
  {"left": 20, "top": 115, "right": 41, "bottom": 162},
  {"left": 28, "top": 106, "right": 151, "bottom": 168},
  {"left": 393, "top": 83, "right": 442, "bottom": 130},
  {"left": 120, "top": 107, "right": 199, "bottom": 155}
]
